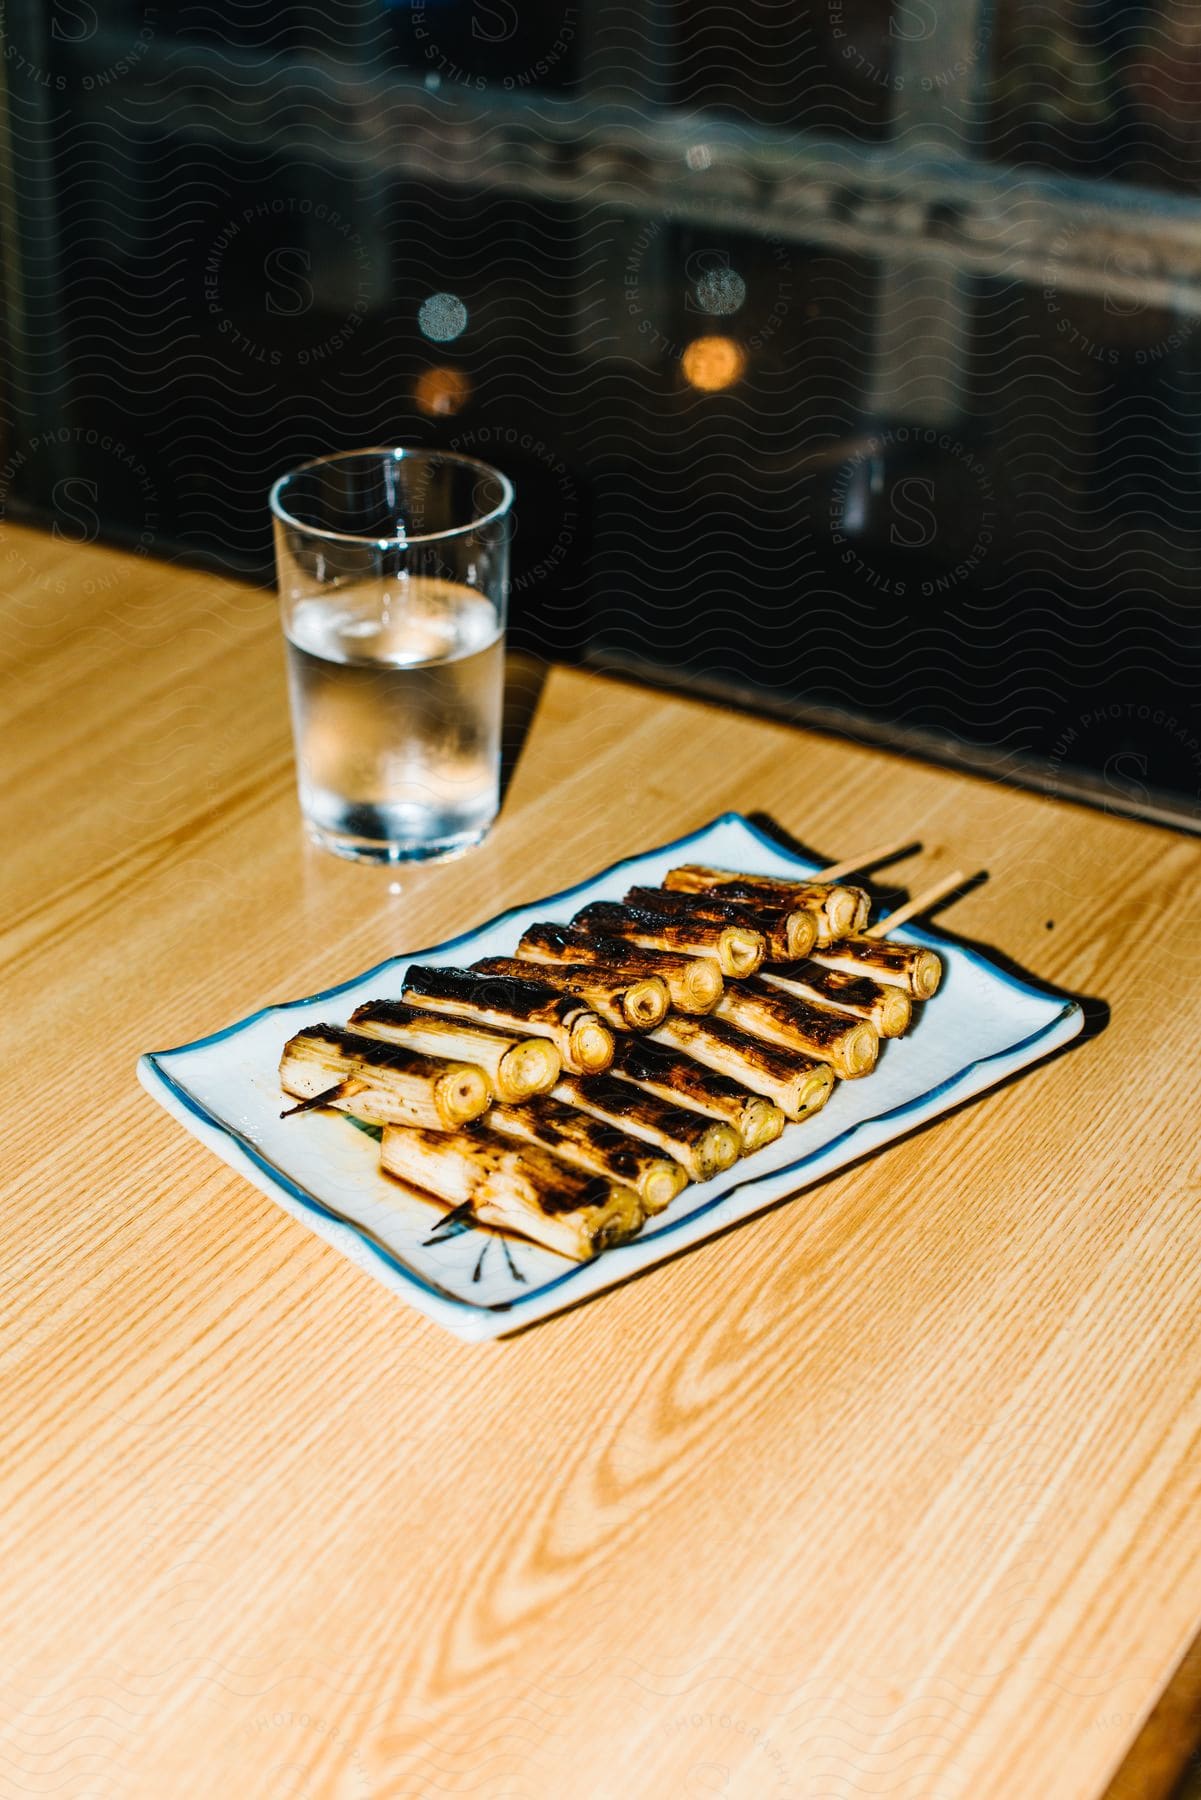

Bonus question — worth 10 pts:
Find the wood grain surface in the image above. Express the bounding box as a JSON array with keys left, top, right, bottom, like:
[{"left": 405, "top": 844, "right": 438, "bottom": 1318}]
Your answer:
[{"left": 4, "top": 521, "right": 1201, "bottom": 1800}]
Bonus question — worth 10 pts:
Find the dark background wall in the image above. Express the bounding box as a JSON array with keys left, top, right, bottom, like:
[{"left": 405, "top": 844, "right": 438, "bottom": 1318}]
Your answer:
[{"left": 2, "top": 0, "right": 1200, "bottom": 822}]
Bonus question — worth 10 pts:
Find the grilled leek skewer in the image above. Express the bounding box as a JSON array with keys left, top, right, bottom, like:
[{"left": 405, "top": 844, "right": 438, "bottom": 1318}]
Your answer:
[
  {"left": 760, "top": 963, "right": 912, "bottom": 1038},
  {"left": 663, "top": 866, "right": 869, "bottom": 945},
  {"left": 609, "top": 1035, "right": 786, "bottom": 1152},
  {"left": 809, "top": 935, "right": 943, "bottom": 998},
  {"left": 401, "top": 965, "right": 614, "bottom": 1074},
  {"left": 349, "top": 999, "right": 561, "bottom": 1100},
  {"left": 471, "top": 955, "right": 668, "bottom": 1033},
  {"left": 651, "top": 1014, "right": 834, "bottom": 1121},
  {"left": 279, "top": 1026, "right": 490, "bottom": 1129},
  {"left": 485, "top": 1097, "right": 687, "bottom": 1214},
  {"left": 573, "top": 900, "right": 765, "bottom": 978},
  {"left": 553, "top": 1076, "right": 740, "bottom": 1183},
  {"left": 623, "top": 885, "right": 816, "bottom": 962},
  {"left": 380, "top": 1125, "right": 644, "bottom": 1261},
  {"left": 714, "top": 978, "right": 879, "bottom": 1079},
  {"left": 516, "top": 923, "right": 723, "bottom": 1014}
]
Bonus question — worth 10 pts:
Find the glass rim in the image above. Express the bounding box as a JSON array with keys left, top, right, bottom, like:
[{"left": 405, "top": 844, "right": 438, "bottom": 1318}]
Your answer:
[{"left": 268, "top": 445, "right": 515, "bottom": 548}]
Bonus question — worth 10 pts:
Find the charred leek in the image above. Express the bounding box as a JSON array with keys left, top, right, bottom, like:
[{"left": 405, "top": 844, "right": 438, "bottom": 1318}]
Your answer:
[
  {"left": 485, "top": 1096, "right": 688, "bottom": 1213},
  {"left": 663, "top": 866, "right": 869, "bottom": 945},
  {"left": 809, "top": 935, "right": 943, "bottom": 998},
  {"left": 650, "top": 1014, "right": 834, "bottom": 1121},
  {"left": 401, "top": 965, "right": 614, "bottom": 1074},
  {"left": 623, "top": 885, "right": 816, "bottom": 962},
  {"left": 609, "top": 1035, "right": 786, "bottom": 1152},
  {"left": 553, "top": 1075, "right": 740, "bottom": 1183},
  {"left": 380, "top": 1125, "right": 644, "bottom": 1260},
  {"left": 516, "top": 923, "right": 723, "bottom": 1014},
  {"left": 760, "top": 963, "right": 912, "bottom": 1038},
  {"left": 714, "top": 978, "right": 879, "bottom": 1079},
  {"left": 279, "top": 1026, "right": 489, "bottom": 1129},
  {"left": 573, "top": 900, "right": 765, "bottom": 978},
  {"left": 349, "top": 999, "right": 561, "bottom": 1100},
  {"left": 471, "top": 955, "right": 668, "bottom": 1032}
]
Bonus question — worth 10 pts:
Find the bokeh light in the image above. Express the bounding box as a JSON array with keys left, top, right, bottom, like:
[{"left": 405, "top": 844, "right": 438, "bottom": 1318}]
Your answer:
[
  {"left": 414, "top": 366, "right": 472, "bottom": 416},
  {"left": 681, "top": 335, "right": 746, "bottom": 391},
  {"left": 418, "top": 292, "right": 468, "bottom": 343},
  {"left": 694, "top": 265, "right": 746, "bottom": 316}
]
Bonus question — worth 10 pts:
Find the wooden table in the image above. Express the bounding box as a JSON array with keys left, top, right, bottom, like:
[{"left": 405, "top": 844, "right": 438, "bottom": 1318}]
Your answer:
[{"left": 5, "top": 521, "right": 1201, "bottom": 1800}]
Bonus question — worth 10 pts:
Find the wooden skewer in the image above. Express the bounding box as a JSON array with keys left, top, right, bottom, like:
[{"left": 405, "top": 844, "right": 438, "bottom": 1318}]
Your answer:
[
  {"left": 280, "top": 1079, "right": 364, "bottom": 1118},
  {"left": 812, "top": 839, "right": 918, "bottom": 882},
  {"left": 422, "top": 1199, "right": 476, "bottom": 1243},
  {"left": 865, "top": 869, "right": 967, "bottom": 939}
]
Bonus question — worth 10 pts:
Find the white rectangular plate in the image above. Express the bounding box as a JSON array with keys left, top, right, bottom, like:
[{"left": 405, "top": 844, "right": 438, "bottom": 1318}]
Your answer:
[{"left": 138, "top": 814, "right": 1083, "bottom": 1340}]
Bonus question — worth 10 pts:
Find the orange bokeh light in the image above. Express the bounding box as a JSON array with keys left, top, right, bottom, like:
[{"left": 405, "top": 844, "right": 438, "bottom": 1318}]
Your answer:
[
  {"left": 414, "top": 366, "right": 473, "bottom": 416},
  {"left": 680, "top": 335, "right": 746, "bottom": 391}
]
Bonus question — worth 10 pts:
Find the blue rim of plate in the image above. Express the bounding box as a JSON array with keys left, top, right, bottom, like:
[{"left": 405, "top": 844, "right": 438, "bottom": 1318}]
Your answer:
[{"left": 140, "top": 811, "right": 1082, "bottom": 1316}]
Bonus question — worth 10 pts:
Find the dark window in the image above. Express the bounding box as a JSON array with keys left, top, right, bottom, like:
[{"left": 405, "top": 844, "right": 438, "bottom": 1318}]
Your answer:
[{"left": 2, "top": 0, "right": 1199, "bottom": 821}]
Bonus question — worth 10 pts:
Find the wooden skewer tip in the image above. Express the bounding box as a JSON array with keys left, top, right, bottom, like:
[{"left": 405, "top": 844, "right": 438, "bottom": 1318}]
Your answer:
[
  {"left": 280, "top": 1078, "right": 362, "bottom": 1118},
  {"left": 865, "top": 869, "right": 970, "bottom": 938},
  {"left": 813, "top": 838, "right": 921, "bottom": 882}
]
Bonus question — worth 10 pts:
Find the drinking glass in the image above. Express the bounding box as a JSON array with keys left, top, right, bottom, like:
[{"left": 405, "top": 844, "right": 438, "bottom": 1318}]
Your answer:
[{"left": 270, "top": 447, "right": 513, "bottom": 862}]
